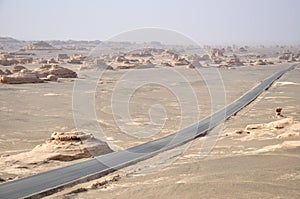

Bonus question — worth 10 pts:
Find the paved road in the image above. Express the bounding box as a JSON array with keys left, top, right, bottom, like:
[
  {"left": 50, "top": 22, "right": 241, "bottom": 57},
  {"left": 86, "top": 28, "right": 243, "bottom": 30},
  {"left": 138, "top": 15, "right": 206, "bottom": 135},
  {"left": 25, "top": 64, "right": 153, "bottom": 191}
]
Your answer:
[{"left": 0, "top": 64, "right": 297, "bottom": 199}]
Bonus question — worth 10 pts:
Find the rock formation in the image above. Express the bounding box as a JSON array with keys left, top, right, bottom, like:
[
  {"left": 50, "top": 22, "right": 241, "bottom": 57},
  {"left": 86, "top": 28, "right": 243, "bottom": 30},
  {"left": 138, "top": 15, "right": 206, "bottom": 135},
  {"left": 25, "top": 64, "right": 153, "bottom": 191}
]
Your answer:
[
  {"left": 198, "top": 54, "right": 210, "bottom": 61},
  {"left": 34, "top": 64, "right": 77, "bottom": 78},
  {"left": 0, "top": 71, "right": 43, "bottom": 84},
  {"left": 48, "top": 65, "right": 77, "bottom": 78},
  {"left": 0, "top": 53, "right": 33, "bottom": 66},
  {"left": 24, "top": 41, "right": 57, "bottom": 50},
  {"left": 275, "top": 107, "right": 283, "bottom": 118},
  {"left": 47, "top": 58, "right": 58, "bottom": 64},
  {"left": 136, "top": 59, "right": 155, "bottom": 69},
  {"left": 115, "top": 55, "right": 128, "bottom": 63},
  {"left": 172, "top": 57, "right": 190, "bottom": 66},
  {"left": 254, "top": 59, "right": 267, "bottom": 65},
  {"left": 172, "top": 54, "right": 179, "bottom": 61},
  {"left": 209, "top": 48, "right": 225, "bottom": 58},
  {"left": 30, "top": 131, "right": 113, "bottom": 161},
  {"left": 6, "top": 130, "right": 114, "bottom": 162},
  {"left": 45, "top": 74, "right": 58, "bottom": 82},
  {"left": 111, "top": 54, "right": 155, "bottom": 69},
  {"left": 57, "top": 54, "right": 70, "bottom": 60},
  {"left": 245, "top": 118, "right": 294, "bottom": 131},
  {"left": 160, "top": 62, "right": 173, "bottom": 67},
  {"left": 0, "top": 131, "right": 114, "bottom": 181},
  {"left": 126, "top": 50, "right": 153, "bottom": 57},
  {"left": 277, "top": 50, "right": 297, "bottom": 62},
  {"left": 0, "top": 64, "right": 77, "bottom": 84},
  {"left": 236, "top": 47, "right": 247, "bottom": 53},
  {"left": 186, "top": 64, "right": 195, "bottom": 69},
  {"left": 12, "top": 65, "right": 27, "bottom": 73},
  {"left": 67, "top": 54, "right": 86, "bottom": 64},
  {"left": 4, "top": 69, "right": 12, "bottom": 75},
  {"left": 222, "top": 54, "right": 244, "bottom": 67}
]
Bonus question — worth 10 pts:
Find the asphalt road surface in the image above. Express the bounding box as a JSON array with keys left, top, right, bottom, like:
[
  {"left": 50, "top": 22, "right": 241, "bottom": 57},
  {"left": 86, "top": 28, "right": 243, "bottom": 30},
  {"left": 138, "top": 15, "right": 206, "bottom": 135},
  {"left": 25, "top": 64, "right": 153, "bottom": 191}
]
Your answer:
[{"left": 0, "top": 64, "right": 297, "bottom": 199}]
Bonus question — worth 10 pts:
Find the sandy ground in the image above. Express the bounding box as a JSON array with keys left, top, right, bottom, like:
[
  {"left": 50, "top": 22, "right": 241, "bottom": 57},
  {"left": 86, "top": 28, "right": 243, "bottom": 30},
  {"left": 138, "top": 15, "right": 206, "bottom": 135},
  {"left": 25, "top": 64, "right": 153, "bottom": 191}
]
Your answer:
[
  {"left": 44, "top": 64, "right": 300, "bottom": 199},
  {"left": 1, "top": 63, "right": 299, "bottom": 198},
  {"left": 0, "top": 64, "right": 292, "bottom": 154}
]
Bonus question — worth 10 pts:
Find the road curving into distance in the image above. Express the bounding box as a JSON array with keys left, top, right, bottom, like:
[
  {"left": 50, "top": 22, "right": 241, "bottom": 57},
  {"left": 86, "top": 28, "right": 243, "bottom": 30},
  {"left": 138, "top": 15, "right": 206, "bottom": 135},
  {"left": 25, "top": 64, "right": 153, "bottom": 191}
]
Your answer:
[{"left": 0, "top": 63, "right": 298, "bottom": 199}]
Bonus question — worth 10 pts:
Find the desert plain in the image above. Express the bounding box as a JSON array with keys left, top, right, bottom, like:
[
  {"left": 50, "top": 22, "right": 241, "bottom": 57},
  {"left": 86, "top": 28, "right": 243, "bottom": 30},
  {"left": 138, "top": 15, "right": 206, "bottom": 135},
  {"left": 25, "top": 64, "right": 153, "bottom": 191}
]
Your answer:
[{"left": 0, "top": 38, "right": 299, "bottom": 198}]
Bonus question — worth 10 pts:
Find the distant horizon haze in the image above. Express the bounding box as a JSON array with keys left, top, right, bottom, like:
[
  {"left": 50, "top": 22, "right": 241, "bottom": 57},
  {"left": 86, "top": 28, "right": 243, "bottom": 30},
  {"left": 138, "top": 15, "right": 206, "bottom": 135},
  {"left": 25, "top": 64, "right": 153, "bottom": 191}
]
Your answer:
[{"left": 0, "top": 0, "right": 299, "bottom": 45}]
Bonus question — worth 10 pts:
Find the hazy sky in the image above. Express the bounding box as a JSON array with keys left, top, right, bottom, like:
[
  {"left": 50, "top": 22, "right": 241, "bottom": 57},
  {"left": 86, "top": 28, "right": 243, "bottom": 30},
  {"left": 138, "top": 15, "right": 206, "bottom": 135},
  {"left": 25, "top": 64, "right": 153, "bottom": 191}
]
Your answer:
[{"left": 0, "top": 0, "right": 299, "bottom": 44}]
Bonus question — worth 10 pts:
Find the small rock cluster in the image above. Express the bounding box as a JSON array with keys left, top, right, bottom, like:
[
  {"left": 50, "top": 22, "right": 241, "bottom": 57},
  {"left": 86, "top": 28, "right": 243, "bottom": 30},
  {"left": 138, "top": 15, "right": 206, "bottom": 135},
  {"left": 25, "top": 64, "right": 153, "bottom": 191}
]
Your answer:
[
  {"left": 35, "top": 64, "right": 77, "bottom": 78},
  {"left": 0, "top": 64, "right": 77, "bottom": 84},
  {"left": 22, "top": 41, "right": 57, "bottom": 50},
  {"left": 277, "top": 50, "right": 299, "bottom": 62},
  {"left": 111, "top": 54, "right": 155, "bottom": 69},
  {"left": 67, "top": 54, "right": 86, "bottom": 64},
  {"left": 0, "top": 53, "right": 33, "bottom": 66}
]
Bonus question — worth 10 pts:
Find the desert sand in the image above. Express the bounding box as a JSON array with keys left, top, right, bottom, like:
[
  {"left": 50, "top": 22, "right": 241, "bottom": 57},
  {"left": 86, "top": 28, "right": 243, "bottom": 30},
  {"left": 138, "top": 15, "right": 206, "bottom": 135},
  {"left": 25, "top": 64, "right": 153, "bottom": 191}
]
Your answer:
[
  {"left": 42, "top": 65, "right": 300, "bottom": 199},
  {"left": 0, "top": 38, "right": 299, "bottom": 198}
]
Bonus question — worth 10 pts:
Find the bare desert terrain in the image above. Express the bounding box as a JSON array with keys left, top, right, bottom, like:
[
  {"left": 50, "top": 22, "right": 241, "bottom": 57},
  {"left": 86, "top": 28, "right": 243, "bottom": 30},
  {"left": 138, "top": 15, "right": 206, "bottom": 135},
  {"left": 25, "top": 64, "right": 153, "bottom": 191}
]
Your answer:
[
  {"left": 0, "top": 38, "right": 299, "bottom": 198},
  {"left": 45, "top": 65, "right": 300, "bottom": 199}
]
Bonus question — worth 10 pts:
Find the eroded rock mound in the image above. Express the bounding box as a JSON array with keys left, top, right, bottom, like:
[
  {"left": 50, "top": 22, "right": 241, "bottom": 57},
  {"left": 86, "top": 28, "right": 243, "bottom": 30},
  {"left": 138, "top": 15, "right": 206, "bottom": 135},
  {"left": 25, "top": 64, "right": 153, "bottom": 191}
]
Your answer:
[
  {"left": 209, "top": 48, "right": 225, "bottom": 58},
  {"left": 0, "top": 131, "right": 113, "bottom": 180},
  {"left": 35, "top": 64, "right": 77, "bottom": 78},
  {"left": 222, "top": 55, "right": 244, "bottom": 67},
  {"left": 245, "top": 118, "right": 294, "bottom": 131},
  {"left": 30, "top": 131, "right": 113, "bottom": 161},
  {"left": 172, "top": 57, "right": 190, "bottom": 66},
  {"left": 0, "top": 71, "right": 43, "bottom": 84},
  {"left": 0, "top": 64, "right": 77, "bottom": 84},
  {"left": 0, "top": 53, "right": 33, "bottom": 66},
  {"left": 126, "top": 50, "right": 153, "bottom": 57},
  {"left": 24, "top": 41, "right": 57, "bottom": 50},
  {"left": 225, "top": 117, "right": 300, "bottom": 145},
  {"left": 67, "top": 54, "right": 86, "bottom": 64},
  {"left": 198, "top": 54, "right": 210, "bottom": 61},
  {"left": 57, "top": 53, "right": 70, "bottom": 60},
  {"left": 12, "top": 65, "right": 27, "bottom": 73},
  {"left": 49, "top": 65, "right": 77, "bottom": 78},
  {"left": 254, "top": 59, "right": 267, "bottom": 65},
  {"left": 2, "top": 131, "right": 113, "bottom": 164},
  {"left": 236, "top": 47, "right": 247, "bottom": 53}
]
